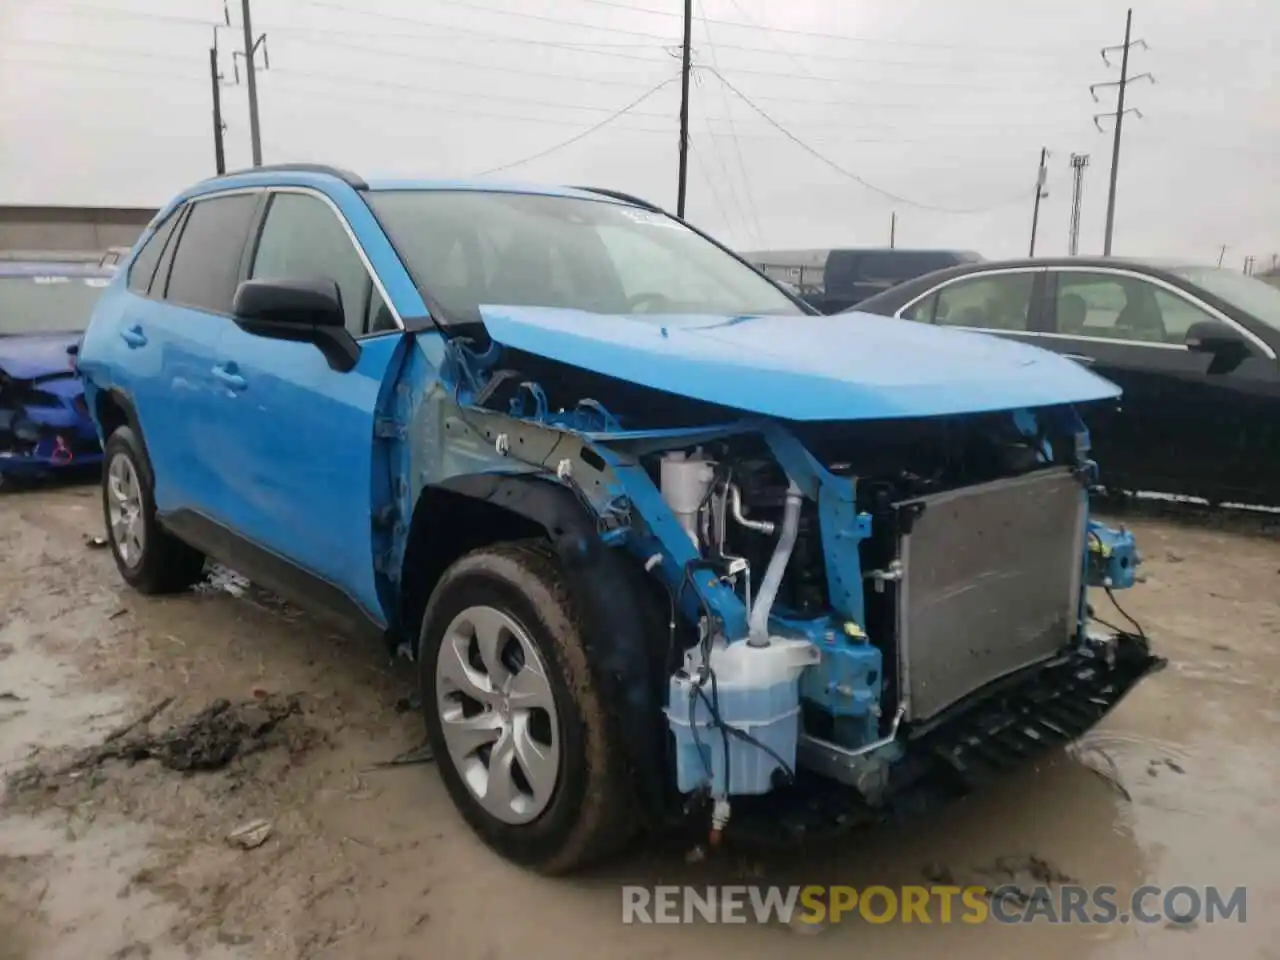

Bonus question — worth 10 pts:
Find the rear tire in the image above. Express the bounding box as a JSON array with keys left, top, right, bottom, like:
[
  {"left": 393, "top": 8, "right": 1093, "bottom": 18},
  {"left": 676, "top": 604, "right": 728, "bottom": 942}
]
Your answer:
[
  {"left": 419, "top": 540, "right": 635, "bottom": 874},
  {"left": 102, "top": 425, "right": 206, "bottom": 594}
]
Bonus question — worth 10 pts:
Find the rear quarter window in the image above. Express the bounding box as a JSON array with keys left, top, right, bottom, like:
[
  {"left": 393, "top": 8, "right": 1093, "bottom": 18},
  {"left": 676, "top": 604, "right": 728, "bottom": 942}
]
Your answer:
[{"left": 126, "top": 211, "right": 180, "bottom": 295}]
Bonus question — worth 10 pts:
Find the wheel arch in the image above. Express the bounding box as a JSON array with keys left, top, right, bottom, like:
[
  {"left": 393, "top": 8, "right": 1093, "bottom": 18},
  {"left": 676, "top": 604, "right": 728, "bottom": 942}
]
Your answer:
[
  {"left": 94, "top": 389, "right": 154, "bottom": 483},
  {"left": 399, "top": 472, "right": 673, "bottom": 823}
]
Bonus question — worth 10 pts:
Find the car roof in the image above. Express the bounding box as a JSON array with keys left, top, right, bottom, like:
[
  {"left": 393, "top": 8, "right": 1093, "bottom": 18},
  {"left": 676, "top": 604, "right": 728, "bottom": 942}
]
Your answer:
[
  {"left": 0, "top": 260, "right": 116, "bottom": 278},
  {"left": 179, "top": 164, "right": 639, "bottom": 208},
  {"left": 920, "top": 255, "right": 1212, "bottom": 273}
]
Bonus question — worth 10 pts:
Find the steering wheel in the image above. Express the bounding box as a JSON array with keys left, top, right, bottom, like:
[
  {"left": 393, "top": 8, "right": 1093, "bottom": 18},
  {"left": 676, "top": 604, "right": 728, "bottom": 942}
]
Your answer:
[{"left": 628, "top": 292, "right": 677, "bottom": 314}]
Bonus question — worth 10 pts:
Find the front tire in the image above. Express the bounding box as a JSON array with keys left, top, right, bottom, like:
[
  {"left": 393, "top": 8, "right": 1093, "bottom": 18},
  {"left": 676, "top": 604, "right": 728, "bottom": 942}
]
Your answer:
[
  {"left": 102, "top": 425, "right": 206, "bottom": 594},
  {"left": 419, "top": 540, "right": 635, "bottom": 874}
]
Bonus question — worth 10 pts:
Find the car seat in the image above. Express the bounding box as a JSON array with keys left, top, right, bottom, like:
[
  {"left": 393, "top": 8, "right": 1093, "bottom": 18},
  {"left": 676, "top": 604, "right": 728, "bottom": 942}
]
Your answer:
[{"left": 1059, "top": 293, "right": 1088, "bottom": 334}]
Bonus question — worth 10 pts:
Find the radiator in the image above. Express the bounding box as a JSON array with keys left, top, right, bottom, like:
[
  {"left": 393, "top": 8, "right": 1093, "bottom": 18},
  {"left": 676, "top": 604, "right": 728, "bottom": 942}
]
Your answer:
[{"left": 893, "top": 467, "right": 1087, "bottom": 723}]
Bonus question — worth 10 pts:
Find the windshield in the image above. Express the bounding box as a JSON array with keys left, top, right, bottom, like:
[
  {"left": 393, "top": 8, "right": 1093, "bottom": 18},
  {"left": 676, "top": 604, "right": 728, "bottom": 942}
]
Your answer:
[
  {"left": 0, "top": 274, "right": 110, "bottom": 335},
  {"left": 1166, "top": 266, "right": 1280, "bottom": 334},
  {"left": 366, "top": 190, "right": 802, "bottom": 321}
]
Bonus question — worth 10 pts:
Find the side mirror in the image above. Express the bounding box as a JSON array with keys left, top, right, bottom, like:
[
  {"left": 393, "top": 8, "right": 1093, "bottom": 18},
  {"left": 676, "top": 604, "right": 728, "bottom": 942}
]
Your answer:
[
  {"left": 1185, "top": 320, "right": 1242, "bottom": 353},
  {"left": 232, "top": 278, "right": 358, "bottom": 372},
  {"left": 1185, "top": 320, "right": 1249, "bottom": 372},
  {"left": 233, "top": 277, "right": 345, "bottom": 328}
]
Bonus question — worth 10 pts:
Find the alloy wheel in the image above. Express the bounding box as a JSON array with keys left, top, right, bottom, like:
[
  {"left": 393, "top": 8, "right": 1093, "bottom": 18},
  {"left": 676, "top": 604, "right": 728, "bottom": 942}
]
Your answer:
[{"left": 435, "top": 605, "right": 561, "bottom": 824}]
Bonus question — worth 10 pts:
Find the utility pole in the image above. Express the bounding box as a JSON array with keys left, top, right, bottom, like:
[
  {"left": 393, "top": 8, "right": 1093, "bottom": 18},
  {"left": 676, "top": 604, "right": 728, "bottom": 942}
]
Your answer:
[
  {"left": 231, "top": 0, "right": 269, "bottom": 167},
  {"left": 1092, "top": 9, "right": 1153, "bottom": 256},
  {"left": 1217, "top": 244, "right": 1228, "bottom": 267},
  {"left": 209, "top": 42, "right": 226, "bottom": 175},
  {"left": 1067, "top": 153, "right": 1090, "bottom": 256},
  {"left": 1243, "top": 255, "right": 1256, "bottom": 276},
  {"left": 1028, "top": 147, "right": 1048, "bottom": 257},
  {"left": 676, "top": 0, "right": 692, "bottom": 217},
  {"left": 889, "top": 211, "right": 897, "bottom": 248}
]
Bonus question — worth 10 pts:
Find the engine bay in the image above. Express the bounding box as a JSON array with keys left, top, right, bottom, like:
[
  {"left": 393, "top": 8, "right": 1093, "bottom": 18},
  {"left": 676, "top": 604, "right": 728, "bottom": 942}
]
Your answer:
[{"left": 436, "top": 336, "right": 1153, "bottom": 834}]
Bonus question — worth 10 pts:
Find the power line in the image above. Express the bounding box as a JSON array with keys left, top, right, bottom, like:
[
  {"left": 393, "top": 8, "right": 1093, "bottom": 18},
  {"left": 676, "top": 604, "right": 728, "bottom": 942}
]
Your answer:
[
  {"left": 4, "top": 37, "right": 195, "bottom": 65},
  {"left": 260, "top": 77, "right": 673, "bottom": 131},
  {"left": 261, "top": 21, "right": 668, "bottom": 56},
  {"left": 691, "top": 138, "right": 742, "bottom": 238},
  {"left": 473, "top": 77, "right": 677, "bottom": 176},
  {"left": 703, "top": 60, "right": 1086, "bottom": 93},
  {"left": 703, "top": 67, "right": 1030, "bottom": 215},
  {"left": 364, "top": 0, "right": 1077, "bottom": 56},
  {"left": 268, "top": 65, "right": 677, "bottom": 118},
  {"left": 34, "top": 2, "right": 215, "bottom": 28},
  {"left": 1091, "top": 7, "right": 1153, "bottom": 256},
  {"left": 0, "top": 54, "right": 205, "bottom": 84},
  {"left": 695, "top": 0, "right": 760, "bottom": 245},
  {"left": 300, "top": 0, "right": 1085, "bottom": 68},
  {"left": 302, "top": 0, "right": 676, "bottom": 43},
  {"left": 267, "top": 33, "right": 668, "bottom": 88},
  {"left": 258, "top": 78, "right": 1081, "bottom": 150}
]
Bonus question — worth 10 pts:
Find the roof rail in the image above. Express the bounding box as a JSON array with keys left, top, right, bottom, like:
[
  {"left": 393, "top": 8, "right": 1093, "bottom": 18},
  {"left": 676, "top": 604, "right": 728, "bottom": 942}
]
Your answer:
[
  {"left": 203, "top": 163, "right": 368, "bottom": 190},
  {"left": 570, "top": 186, "right": 663, "bottom": 212}
]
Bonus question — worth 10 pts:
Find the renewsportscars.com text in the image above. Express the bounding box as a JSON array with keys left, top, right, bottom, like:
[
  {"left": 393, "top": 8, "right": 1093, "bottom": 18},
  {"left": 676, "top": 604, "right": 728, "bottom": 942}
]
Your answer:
[{"left": 621, "top": 884, "right": 1248, "bottom": 926}]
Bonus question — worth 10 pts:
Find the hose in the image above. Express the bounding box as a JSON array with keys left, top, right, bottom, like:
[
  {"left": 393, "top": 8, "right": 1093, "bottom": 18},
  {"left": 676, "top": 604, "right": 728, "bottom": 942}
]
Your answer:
[{"left": 747, "top": 480, "right": 802, "bottom": 643}]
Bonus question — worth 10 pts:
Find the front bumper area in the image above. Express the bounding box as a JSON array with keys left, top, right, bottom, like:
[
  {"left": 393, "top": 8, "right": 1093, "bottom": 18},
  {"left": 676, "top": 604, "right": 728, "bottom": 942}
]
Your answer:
[{"left": 724, "top": 630, "right": 1165, "bottom": 845}]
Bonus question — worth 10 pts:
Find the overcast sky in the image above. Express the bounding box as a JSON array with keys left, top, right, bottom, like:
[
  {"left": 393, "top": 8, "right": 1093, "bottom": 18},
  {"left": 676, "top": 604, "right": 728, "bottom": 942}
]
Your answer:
[{"left": 1, "top": 0, "right": 1276, "bottom": 264}]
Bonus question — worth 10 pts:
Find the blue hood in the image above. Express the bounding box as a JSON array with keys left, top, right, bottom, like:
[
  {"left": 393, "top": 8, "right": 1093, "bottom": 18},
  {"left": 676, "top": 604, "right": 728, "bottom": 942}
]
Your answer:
[
  {"left": 0, "top": 332, "right": 80, "bottom": 381},
  {"left": 478, "top": 307, "right": 1121, "bottom": 421}
]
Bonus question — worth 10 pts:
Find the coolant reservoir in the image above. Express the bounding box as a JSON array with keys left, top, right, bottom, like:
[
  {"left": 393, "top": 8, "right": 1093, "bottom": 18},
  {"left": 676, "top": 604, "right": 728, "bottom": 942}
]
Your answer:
[
  {"left": 660, "top": 450, "right": 715, "bottom": 546},
  {"left": 667, "top": 637, "right": 820, "bottom": 796}
]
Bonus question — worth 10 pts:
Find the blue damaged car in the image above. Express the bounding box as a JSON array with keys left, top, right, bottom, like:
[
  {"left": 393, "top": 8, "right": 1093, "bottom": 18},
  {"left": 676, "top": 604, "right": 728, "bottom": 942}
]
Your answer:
[
  {"left": 0, "top": 260, "right": 113, "bottom": 482},
  {"left": 76, "top": 164, "right": 1163, "bottom": 874}
]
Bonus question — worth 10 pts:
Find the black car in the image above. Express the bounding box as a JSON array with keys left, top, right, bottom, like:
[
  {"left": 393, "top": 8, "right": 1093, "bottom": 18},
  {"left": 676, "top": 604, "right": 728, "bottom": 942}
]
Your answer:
[{"left": 852, "top": 257, "right": 1280, "bottom": 507}]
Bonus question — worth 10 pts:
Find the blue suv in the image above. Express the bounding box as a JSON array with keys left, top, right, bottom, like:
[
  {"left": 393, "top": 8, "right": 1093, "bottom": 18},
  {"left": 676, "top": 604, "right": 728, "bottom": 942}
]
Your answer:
[{"left": 78, "top": 164, "right": 1162, "bottom": 874}]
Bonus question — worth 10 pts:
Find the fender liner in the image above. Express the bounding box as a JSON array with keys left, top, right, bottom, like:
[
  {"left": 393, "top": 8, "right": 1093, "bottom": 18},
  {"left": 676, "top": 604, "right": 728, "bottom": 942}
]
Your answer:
[{"left": 436, "top": 473, "right": 673, "bottom": 824}]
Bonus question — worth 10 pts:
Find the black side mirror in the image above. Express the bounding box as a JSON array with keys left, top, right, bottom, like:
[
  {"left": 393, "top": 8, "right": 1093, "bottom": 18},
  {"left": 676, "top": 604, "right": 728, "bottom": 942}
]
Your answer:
[
  {"left": 1185, "top": 320, "right": 1249, "bottom": 373},
  {"left": 232, "top": 278, "right": 359, "bottom": 372}
]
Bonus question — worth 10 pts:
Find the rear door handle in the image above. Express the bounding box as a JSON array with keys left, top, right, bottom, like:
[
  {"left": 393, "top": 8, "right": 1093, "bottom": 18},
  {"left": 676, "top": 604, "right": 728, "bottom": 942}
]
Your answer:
[
  {"left": 120, "top": 325, "right": 147, "bottom": 348},
  {"left": 212, "top": 363, "right": 247, "bottom": 391},
  {"left": 1063, "top": 353, "right": 1096, "bottom": 365}
]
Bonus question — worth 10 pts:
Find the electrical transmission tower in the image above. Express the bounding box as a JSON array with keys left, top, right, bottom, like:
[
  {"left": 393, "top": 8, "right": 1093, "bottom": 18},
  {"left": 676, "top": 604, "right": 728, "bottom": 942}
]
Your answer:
[
  {"left": 1091, "top": 8, "right": 1154, "bottom": 256},
  {"left": 1067, "top": 153, "right": 1090, "bottom": 256}
]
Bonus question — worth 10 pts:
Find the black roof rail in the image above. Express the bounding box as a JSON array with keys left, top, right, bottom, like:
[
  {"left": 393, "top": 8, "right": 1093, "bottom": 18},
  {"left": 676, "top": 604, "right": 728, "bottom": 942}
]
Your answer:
[
  {"left": 569, "top": 186, "right": 663, "bottom": 212},
  {"left": 202, "top": 163, "right": 368, "bottom": 190}
]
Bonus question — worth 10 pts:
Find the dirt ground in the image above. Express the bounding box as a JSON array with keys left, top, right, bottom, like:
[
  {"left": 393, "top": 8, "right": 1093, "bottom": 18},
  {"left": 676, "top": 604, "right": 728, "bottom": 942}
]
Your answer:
[{"left": 1, "top": 481, "right": 1278, "bottom": 960}]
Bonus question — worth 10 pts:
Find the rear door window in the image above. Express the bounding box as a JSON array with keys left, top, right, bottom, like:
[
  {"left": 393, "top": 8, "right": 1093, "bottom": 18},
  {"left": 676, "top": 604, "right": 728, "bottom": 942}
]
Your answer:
[
  {"left": 933, "top": 273, "right": 1035, "bottom": 331},
  {"left": 164, "top": 193, "right": 259, "bottom": 314}
]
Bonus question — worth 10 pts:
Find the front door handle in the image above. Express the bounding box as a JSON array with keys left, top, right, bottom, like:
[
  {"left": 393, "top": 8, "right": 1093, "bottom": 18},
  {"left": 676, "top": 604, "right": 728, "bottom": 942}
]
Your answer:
[
  {"left": 120, "top": 325, "right": 147, "bottom": 348},
  {"left": 212, "top": 363, "right": 247, "bottom": 391},
  {"left": 1063, "top": 353, "right": 1096, "bottom": 365}
]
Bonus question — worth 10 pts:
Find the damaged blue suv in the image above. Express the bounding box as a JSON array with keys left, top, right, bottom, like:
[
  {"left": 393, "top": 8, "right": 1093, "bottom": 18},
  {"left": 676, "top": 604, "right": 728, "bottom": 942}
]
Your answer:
[{"left": 77, "top": 164, "right": 1163, "bottom": 873}]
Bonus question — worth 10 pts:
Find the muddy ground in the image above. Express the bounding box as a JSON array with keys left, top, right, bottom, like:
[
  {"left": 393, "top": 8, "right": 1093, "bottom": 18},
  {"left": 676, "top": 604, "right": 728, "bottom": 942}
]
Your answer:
[{"left": 1, "top": 482, "right": 1278, "bottom": 960}]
